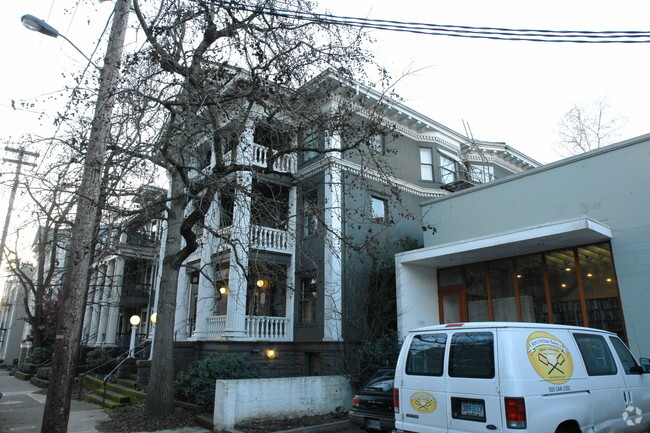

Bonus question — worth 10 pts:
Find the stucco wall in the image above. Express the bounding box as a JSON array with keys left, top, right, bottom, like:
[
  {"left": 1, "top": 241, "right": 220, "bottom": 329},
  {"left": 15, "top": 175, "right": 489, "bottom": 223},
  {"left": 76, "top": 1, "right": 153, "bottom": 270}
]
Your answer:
[
  {"left": 416, "top": 135, "right": 650, "bottom": 356},
  {"left": 213, "top": 375, "right": 353, "bottom": 431}
]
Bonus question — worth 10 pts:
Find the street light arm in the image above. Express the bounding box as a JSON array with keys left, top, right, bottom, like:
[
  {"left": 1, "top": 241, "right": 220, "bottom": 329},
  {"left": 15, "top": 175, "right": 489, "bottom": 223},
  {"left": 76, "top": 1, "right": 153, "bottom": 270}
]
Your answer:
[
  {"left": 58, "top": 34, "right": 102, "bottom": 70},
  {"left": 21, "top": 14, "right": 101, "bottom": 70}
]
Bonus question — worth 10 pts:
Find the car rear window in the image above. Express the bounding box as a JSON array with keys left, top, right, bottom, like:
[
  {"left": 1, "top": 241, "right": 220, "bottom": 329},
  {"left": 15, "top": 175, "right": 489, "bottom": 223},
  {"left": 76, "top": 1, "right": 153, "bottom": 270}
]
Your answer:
[
  {"left": 406, "top": 333, "right": 447, "bottom": 376},
  {"left": 574, "top": 333, "right": 617, "bottom": 376},
  {"left": 363, "top": 370, "right": 394, "bottom": 392},
  {"left": 449, "top": 332, "right": 495, "bottom": 378}
]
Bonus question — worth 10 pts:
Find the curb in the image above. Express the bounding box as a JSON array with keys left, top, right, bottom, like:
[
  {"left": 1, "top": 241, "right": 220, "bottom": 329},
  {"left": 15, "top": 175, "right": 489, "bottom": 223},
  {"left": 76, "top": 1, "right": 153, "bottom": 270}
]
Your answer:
[{"left": 223, "top": 420, "right": 351, "bottom": 433}]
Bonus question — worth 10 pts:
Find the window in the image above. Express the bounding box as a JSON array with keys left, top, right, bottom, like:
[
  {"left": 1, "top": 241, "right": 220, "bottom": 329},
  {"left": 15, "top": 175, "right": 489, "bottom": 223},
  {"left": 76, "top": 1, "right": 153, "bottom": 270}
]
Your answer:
[
  {"left": 406, "top": 333, "right": 447, "bottom": 376},
  {"left": 419, "top": 148, "right": 434, "bottom": 181},
  {"left": 300, "top": 277, "right": 317, "bottom": 324},
  {"left": 369, "top": 134, "right": 384, "bottom": 153},
  {"left": 439, "top": 154, "right": 457, "bottom": 184},
  {"left": 469, "top": 164, "right": 494, "bottom": 183},
  {"left": 371, "top": 196, "right": 387, "bottom": 223},
  {"left": 449, "top": 332, "right": 495, "bottom": 378},
  {"left": 302, "top": 189, "right": 318, "bottom": 237},
  {"left": 574, "top": 333, "right": 617, "bottom": 376},
  {"left": 609, "top": 336, "right": 639, "bottom": 374}
]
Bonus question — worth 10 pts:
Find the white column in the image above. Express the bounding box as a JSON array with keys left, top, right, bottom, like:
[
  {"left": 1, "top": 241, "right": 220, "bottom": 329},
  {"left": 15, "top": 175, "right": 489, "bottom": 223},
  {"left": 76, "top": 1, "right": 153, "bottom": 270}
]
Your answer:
[
  {"left": 104, "top": 256, "right": 125, "bottom": 346},
  {"left": 88, "top": 265, "right": 106, "bottom": 345},
  {"left": 323, "top": 133, "right": 343, "bottom": 342},
  {"left": 223, "top": 126, "right": 254, "bottom": 339},
  {"left": 191, "top": 200, "right": 218, "bottom": 340},
  {"left": 82, "top": 270, "right": 99, "bottom": 342},
  {"left": 285, "top": 186, "right": 298, "bottom": 341},
  {"left": 95, "top": 259, "right": 115, "bottom": 346}
]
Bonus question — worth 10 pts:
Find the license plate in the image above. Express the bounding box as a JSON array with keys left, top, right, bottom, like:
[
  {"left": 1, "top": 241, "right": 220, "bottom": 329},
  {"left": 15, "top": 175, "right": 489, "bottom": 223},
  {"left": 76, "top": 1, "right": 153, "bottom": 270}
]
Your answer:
[
  {"left": 366, "top": 418, "right": 381, "bottom": 430},
  {"left": 461, "top": 401, "right": 485, "bottom": 418},
  {"left": 451, "top": 397, "right": 486, "bottom": 422}
]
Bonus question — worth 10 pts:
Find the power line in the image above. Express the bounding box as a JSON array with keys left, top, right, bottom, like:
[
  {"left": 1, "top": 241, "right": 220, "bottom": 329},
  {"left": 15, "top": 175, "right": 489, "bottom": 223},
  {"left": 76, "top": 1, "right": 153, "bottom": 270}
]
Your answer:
[{"left": 201, "top": 0, "right": 650, "bottom": 43}]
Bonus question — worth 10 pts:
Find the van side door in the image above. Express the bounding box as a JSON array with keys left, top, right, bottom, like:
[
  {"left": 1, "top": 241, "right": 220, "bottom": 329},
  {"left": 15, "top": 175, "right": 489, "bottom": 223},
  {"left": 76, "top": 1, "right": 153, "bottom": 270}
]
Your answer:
[
  {"left": 398, "top": 332, "right": 449, "bottom": 433},
  {"left": 446, "top": 330, "right": 501, "bottom": 433},
  {"left": 573, "top": 332, "right": 626, "bottom": 432},
  {"left": 609, "top": 336, "right": 650, "bottom": 433}
]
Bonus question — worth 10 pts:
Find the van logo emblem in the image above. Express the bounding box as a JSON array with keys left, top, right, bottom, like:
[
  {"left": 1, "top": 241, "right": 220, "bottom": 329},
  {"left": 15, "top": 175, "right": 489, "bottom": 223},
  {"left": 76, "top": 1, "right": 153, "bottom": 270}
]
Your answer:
[
  {"left": 622, "top": 405, "right": 643, "bottom": 426},
  {"left": 410, "top": 392, "right": 437, "bottom": 414},
  {"left": 526, "top": 332, "right": 574, "bottom": 384}
]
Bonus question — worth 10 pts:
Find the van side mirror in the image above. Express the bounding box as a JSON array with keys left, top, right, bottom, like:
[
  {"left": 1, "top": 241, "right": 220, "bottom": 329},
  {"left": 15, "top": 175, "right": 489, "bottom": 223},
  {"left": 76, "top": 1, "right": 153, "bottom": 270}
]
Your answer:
[{"left": 640, "top": 358, "right": 650, "bottom": 373}]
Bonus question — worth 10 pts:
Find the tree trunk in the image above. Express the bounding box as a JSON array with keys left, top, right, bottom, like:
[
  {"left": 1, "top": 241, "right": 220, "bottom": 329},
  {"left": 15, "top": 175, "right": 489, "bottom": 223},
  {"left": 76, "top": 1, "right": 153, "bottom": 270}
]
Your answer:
[
  {"left": 145, "top": 169, "right": 185, "bottom": 417},
  {"left": 40, "top": 1, "right": 130, "bottom": 431}
]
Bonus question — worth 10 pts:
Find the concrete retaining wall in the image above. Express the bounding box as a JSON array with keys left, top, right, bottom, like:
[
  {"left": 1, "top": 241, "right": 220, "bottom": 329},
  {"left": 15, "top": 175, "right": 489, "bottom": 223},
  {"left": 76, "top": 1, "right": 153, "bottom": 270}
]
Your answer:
[{"left": 213, "top": 375, "right": 353, "bottom": 431}]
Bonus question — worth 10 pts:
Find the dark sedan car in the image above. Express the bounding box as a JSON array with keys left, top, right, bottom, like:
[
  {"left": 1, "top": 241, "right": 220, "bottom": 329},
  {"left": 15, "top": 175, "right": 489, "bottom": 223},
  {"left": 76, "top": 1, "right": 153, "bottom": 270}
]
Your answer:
[{"left": 349, "top": 369, "right": 395, "bottom": 432}]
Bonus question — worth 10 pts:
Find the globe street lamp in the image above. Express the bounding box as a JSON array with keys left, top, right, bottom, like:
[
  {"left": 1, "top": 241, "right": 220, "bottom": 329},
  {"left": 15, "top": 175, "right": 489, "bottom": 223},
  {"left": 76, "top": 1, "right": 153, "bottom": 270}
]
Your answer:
[
  {"left": 148, "top": 312, "right": 157, "bottom": 361},
  {"left": 21, "top": 14, "right": 100, "bottom": 70},
  {"left": 129, "top": 315, "right": 141, "bottom": 358}
]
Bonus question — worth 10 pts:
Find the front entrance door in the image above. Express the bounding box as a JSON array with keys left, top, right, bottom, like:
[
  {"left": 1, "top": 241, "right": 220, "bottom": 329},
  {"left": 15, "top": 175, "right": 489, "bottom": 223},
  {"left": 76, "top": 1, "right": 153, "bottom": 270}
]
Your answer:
[{"left": 439, "top": 286, "right": 466, "bottom": 324}]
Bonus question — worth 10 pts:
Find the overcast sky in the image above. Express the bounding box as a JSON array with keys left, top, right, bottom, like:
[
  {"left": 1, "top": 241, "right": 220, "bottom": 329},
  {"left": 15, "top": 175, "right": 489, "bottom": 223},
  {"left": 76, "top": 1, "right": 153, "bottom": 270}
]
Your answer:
[{"left": 1, "top": 0, "right": 649, "bottom": 252}]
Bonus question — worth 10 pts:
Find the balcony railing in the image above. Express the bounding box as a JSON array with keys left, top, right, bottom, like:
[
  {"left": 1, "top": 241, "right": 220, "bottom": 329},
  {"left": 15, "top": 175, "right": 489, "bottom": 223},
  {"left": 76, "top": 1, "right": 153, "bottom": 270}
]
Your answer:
[
  {"left": 223, "top": 143, "right": 297, "bottom": 174},
  {"left": 205, "top": 315, "right": 290, "bottom": 341},
  {"left": 215, "top": 225, "right": 292, "bottom": 254}
]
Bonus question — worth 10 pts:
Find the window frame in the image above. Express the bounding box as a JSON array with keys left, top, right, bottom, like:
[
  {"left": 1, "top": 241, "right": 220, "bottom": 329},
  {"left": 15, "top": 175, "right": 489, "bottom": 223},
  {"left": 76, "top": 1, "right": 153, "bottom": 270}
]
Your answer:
[
  {"left": 574, "top": 333, "right": 618, "bottom": 376},
  {"left": 302, "top": 189, "right": 319, "bottom": 237},
  {"left": 369, "top": 134, "right": 385, "bottom": 154},
  {"left": 439, "top": 154, "right": 457, "bottom": 184},
  {"left": 371, "top": 196, "right": 388, "bottom": 223},
  {"left": 419, "top": 147, "right": 434, "bottom": 181},
  {"left": 406, "top": 333, "right": 448, "bottom": 376},
  {"left": 299, "top": 276, "right": 318, "bottom": 325},
  {"left": 448, "top": 331, "right": 495, "bottom": 379}
]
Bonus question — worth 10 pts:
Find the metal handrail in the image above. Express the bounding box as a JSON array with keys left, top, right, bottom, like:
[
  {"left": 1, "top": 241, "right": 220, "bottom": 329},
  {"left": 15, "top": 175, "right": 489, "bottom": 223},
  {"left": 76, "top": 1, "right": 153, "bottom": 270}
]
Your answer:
[
  {"left": 77, "top": 348, "right": 129, "bottom": 400},
  {"left": 99, "top": 346, "right": 147, "bottom": 408}
]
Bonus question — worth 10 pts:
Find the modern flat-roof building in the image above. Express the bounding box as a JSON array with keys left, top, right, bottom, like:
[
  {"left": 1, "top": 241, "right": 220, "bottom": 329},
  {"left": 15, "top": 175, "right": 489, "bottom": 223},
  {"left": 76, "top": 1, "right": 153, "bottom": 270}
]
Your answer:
[{"left": 396, "top": 134, "right": 650, "bottom": 357}]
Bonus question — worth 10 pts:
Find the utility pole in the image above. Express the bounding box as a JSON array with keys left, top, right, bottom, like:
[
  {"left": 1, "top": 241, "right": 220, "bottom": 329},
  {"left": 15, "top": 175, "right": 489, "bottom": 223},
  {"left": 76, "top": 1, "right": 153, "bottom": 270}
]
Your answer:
[
  {"left": 40, "top": 0, "right": 131, "bottom": 431},
  {"left": 0, "top": 147, "right": 38, "bottom": 271}
]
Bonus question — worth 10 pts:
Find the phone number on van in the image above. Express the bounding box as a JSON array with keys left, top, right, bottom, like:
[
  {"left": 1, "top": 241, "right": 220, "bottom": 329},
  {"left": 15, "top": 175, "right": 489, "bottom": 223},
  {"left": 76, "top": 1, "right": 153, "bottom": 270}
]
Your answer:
[{"left": 548, "top": 385, "right": 571, "bottom": 393}]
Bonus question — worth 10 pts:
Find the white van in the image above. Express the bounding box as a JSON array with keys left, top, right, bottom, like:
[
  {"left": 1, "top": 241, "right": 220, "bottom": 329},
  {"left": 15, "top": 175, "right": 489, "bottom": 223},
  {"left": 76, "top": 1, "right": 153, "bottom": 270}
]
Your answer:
[{"left": 393, "top": 322, "right": 650, "bottom": 433}]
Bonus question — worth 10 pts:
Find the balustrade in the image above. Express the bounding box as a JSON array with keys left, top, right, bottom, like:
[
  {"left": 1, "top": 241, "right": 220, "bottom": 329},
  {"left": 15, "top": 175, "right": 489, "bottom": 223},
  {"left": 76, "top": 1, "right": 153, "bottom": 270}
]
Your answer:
[{"left": 204, "top": 315, "right": 290, "bottom": 341}]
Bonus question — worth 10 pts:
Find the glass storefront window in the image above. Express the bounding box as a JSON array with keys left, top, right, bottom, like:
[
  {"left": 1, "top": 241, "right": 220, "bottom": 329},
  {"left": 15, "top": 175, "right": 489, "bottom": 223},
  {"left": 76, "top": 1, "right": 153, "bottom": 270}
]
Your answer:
[
  {"left": 435, "top": 242, "right": 625, "bottom": 342},
  {"left": 464, "top": 264, "right": 490, "bottom": 321},
  {"left": 546, "top": 249, "right": 581, "bottom": 326},
  {"left": 578, "top": 243, "right": 623, "bottom": 337},
  {"left": 489, "top": 259, "right": 517, "bottom": 321},
  {"left": 516, "top": 254, "right": 549, "bottom": 323}
]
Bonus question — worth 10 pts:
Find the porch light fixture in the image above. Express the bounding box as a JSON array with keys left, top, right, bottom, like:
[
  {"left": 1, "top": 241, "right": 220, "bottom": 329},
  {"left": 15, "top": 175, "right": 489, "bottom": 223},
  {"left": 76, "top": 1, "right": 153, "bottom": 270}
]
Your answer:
[
  {"left": 129, "top": 315, "right": 141, "bottom": 358},
  {"left": 565, "top": 267, "right": 572, "bottom": 272},
  {"left": 587, "top": 273, "right": 593, "bottom": 278},
  {"left": 256, "top": 278, "right": 269, "bottom": 289},
  {"left": 219, "top": 286, "right": 228, "bottom": 295},
  {"left": 606, "top": 277, "right": 613, "bottom": 282},
  {"left": 265, "top": 349, "right": 277, "bottom": 359},
  {"left": 561, "top": 283, "right": 567, "bottom": 288}
]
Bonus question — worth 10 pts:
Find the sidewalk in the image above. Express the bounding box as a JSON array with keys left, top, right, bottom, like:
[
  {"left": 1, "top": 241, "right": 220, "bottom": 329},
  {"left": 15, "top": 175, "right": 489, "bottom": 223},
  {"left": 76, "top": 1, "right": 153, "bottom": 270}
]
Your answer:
[{"left": 0, "top": 370, "right": 209, "bottom": 433}]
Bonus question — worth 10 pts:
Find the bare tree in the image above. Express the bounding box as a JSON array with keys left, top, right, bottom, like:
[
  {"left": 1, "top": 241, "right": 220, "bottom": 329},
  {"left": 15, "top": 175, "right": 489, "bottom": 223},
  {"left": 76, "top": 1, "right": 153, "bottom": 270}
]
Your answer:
[{"left": 556, "top": 98, "right": 625, "bottom": 156}]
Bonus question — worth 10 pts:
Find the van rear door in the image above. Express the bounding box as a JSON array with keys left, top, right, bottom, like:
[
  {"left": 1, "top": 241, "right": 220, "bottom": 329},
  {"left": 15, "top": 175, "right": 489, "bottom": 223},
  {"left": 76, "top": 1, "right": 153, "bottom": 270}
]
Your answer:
[
  {"left": 398, "top": 332, "right": 449, "bottom": 433},
  {"left": 446, "top": 329, "right": 502, "bottom": 433}
]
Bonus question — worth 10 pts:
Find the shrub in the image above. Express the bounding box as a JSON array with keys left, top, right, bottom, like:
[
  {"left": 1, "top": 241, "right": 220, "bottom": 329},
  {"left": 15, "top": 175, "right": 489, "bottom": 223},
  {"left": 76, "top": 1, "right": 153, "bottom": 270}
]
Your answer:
[
  {"left": 36, "top": 367, "right": 52, "bottom": 379},
  {"left": 175, "top": 354, "right": 262, "bottom": 407},
  {"left": 84, "top": 348, "right": 120, "bottom": 374},
  {"left": 17, "top": 362, "right": 39, "bottom": 375},
  {"left": 351, "top": 330, "right": 401, "bottom": 389},
  {"left": 25, "top": 347, "right": 52, "bottom": 365}
]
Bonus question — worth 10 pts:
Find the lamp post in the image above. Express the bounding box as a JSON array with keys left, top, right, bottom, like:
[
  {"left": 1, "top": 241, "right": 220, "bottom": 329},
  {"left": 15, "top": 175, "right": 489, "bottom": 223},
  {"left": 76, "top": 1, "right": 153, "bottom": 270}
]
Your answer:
[
  {"left": 21, "top": 15, "right": 101, "bottom": 70},
  {"left": 129, "top": 315, "right": 141, "bottom": 358},
  {"left": 23, "top": 1, "right": 132, "bottom": 431},
  {"left": 148, "top": 312, "right": 157, "bottom": 361}
]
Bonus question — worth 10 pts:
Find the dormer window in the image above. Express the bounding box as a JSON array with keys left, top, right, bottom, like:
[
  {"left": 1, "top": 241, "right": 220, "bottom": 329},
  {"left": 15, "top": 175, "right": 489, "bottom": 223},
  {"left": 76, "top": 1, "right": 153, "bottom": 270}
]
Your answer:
[{"left": 469, "top": 164, "right": 495, "bottom": 184}]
